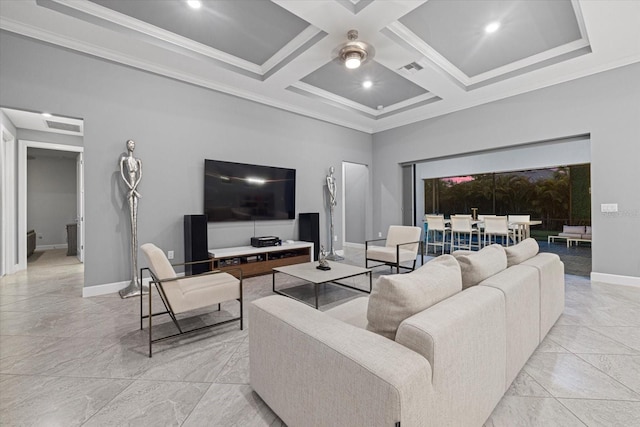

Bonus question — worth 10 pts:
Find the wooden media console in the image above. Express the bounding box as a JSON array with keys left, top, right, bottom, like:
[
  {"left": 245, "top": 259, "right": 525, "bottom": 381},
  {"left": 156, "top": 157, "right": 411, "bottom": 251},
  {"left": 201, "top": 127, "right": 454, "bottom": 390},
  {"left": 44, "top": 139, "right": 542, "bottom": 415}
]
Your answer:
[{"left": 209, "top": 241, "right": 314, "bottom": 278}]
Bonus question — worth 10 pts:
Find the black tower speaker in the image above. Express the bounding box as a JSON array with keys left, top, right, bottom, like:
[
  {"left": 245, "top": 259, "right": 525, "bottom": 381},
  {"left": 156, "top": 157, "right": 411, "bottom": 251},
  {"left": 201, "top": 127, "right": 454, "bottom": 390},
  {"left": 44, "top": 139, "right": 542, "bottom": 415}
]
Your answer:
[
  {"left": 184, "top": 214, "right": 210, "bottom": 275},
  {"left": 299, "top": 212, "right": 320, "bottom": 261}
]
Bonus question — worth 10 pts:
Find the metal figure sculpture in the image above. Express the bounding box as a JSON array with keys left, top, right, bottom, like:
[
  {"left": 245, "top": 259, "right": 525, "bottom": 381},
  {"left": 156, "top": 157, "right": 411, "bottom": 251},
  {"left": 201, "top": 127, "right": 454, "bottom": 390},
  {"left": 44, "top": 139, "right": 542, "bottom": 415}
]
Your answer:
[
  {"left": 325, "top": 166, "right": 344, "bottom": 261},
  {"left": 119, "top": 139, "right": 146, "bottom": 298}
]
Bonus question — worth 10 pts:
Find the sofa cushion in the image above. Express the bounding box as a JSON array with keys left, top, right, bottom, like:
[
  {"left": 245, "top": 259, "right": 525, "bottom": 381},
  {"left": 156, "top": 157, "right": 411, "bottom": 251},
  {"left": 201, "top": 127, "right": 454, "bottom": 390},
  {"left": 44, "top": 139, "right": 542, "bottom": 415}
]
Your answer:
[
  {"left": 562, "top": 225, "right": 585, "bottom": 234},
  {"left": 478, "top": 266, "right": 540, "bottom": 389},
  {"left": 325, "top": 297, "right": 369, "bottom": 329},
  {"left": 452, "top": 244, "right": 507, "bottom": 289},
  {"left": 366, "top": 246, "right": 419, "bottom": 264},
  {"left": 366, "top": 255, "right": 462, "bottom": 340},
  {"left": 504, "top": 238, "right": 539, "bottom": 268},
  {"left": 558, "top": 232, "right": 582, "bottom": 238},
  {"left": 520, "top": 253, "right": 565, "bottom": 341}
]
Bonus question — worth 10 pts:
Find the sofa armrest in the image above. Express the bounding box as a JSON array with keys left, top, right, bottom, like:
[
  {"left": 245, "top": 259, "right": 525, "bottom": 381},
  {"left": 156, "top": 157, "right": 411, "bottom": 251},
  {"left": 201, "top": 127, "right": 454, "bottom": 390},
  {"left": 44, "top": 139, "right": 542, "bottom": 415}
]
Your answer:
[{"left": 249, "top": 296, "right": 433, "bottom": 427}]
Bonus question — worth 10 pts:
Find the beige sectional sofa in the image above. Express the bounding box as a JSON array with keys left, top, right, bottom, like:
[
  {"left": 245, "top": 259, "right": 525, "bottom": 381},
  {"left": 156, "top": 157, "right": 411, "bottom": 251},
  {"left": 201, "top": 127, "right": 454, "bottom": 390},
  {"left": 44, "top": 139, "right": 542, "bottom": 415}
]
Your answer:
[{"left": 249, "top": 239, "right": 564, "bottom": 427}]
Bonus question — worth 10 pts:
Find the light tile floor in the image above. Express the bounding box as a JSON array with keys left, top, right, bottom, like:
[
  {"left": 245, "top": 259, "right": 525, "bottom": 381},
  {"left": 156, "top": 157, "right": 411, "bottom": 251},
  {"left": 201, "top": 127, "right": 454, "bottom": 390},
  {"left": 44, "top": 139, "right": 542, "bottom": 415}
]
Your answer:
[{"left": 1, "top": 248, "right": 639, "bottom": 426}]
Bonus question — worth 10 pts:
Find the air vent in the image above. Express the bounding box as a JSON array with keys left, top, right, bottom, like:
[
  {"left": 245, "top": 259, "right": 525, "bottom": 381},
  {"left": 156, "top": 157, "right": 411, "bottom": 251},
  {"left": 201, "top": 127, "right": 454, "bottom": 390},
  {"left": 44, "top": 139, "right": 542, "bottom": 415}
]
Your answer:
[
  {"left": 46, "top": 120, "right": 81, "bottom": 133},
  {"left": 399, "top": 62, "right": 424, "bottom": 74}
]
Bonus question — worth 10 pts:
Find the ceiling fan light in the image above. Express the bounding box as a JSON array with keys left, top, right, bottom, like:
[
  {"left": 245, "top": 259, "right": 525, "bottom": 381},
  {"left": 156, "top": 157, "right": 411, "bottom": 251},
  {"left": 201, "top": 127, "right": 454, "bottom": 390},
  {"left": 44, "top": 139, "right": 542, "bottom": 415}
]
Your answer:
[
  {"left": 187, "top": 0, "right": 202, "bottom": 9},
  {"left": 344, "top": 52, "right": 362, "bottom": 69}
]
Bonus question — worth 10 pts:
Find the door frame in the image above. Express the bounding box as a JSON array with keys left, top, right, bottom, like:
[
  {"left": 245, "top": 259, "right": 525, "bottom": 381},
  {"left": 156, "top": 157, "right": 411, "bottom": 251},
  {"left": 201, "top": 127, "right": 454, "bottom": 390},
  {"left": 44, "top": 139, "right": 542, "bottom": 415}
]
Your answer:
[
  {"left": 342, "top": 161, "right": 369, "bottom": 249},
  {"left": 17, "top": 140, "right": 84, "bottom": 270},
  {"left": 1, "top": 124, "right": 16, "bottom": 276}
]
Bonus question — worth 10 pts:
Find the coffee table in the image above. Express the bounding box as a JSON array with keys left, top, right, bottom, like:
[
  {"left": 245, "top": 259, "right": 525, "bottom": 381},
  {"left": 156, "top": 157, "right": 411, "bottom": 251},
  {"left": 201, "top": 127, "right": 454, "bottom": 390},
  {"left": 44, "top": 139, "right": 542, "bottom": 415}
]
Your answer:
[{"left": 272, "top": 261, "right": 372, "bottom": 309}]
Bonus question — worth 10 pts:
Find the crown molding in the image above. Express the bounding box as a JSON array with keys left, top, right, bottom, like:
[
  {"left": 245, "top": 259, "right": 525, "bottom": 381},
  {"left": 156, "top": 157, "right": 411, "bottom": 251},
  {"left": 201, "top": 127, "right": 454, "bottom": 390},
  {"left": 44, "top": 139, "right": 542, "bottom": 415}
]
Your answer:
[{"left": 0, "top": 18, "right": 373, "bottom": 134}]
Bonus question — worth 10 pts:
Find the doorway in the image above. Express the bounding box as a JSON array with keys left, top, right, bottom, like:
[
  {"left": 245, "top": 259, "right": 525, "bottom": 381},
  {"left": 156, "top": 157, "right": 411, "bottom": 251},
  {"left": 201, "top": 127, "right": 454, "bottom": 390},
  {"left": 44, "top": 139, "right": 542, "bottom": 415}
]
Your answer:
[
  {"left": 342, "top": 161, "right": 369, "bottom": 248},
  {"left": 0, "top": 107, "right": 84, "bottom": 276},
  {"left": 19, "top": 141, "right": 84, "bottom": 270}
]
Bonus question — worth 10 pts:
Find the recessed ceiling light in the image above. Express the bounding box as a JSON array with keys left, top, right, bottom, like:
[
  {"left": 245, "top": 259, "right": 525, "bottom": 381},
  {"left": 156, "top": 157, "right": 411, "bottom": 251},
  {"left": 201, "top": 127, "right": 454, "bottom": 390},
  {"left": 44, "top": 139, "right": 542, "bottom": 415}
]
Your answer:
[
  {"left": 362, "top": 80, "right": 373, "bottom": 89},
  {"left": 42, "top": 112, "right": 52, "bottom": 118},
  {"left": 485, "top": 21, "right": 501, "bottom": 34},
  {"left": 186, "top": 0, "right": 202, "bottom": 9}
]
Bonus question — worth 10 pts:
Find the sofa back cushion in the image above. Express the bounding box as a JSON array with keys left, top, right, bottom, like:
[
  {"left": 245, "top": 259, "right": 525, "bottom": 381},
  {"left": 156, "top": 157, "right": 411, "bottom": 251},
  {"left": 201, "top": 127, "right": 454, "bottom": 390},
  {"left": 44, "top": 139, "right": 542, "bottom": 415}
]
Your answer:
[
  {"left": 563, "top": 225, "right": 585, "bottom": 234},
  {"left": 452, "top": 244, "right": 507, "bottom": 289},
  {"left": 504, "top": 238, "right": 539, "bottom": 267},
  {"left": 366, "top": 255, "right": 462, "bottom": 340}
]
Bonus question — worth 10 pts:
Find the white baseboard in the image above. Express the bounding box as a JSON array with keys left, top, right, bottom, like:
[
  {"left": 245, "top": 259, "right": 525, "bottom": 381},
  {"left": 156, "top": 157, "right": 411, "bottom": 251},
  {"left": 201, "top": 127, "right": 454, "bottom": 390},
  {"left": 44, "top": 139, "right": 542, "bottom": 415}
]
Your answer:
[
  {"left": 591, "top": 272, "right": 640, "bottom": 289},
  {"left": 343, "top": 242, "right": 365, "bottom": 249},
  {"left": 82, "top": 280, "right": 130, "bottom": 297},
  {"left": 36, "top": 244, "right": 68, "bottom": 251}
]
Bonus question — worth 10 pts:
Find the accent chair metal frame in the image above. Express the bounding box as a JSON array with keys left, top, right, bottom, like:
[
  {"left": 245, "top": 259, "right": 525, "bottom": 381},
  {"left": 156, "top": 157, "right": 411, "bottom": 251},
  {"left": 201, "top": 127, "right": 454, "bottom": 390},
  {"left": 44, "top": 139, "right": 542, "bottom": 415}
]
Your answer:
[
  {"left": 364, "top": 226, "right": 424, "bottom": 274},
  {"left": 365, "top": 238, "right": 424, "bottom": 274},
  {"left": 139, "top": 258, "right": 243, "bottom": 357}
]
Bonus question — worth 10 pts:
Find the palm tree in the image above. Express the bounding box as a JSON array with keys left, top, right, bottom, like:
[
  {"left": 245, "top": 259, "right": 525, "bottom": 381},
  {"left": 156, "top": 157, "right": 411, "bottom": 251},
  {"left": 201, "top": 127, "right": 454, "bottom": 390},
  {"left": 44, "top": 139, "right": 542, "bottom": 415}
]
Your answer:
[{"left": 533, "top": 169, "right": 569, "bottom": 230}]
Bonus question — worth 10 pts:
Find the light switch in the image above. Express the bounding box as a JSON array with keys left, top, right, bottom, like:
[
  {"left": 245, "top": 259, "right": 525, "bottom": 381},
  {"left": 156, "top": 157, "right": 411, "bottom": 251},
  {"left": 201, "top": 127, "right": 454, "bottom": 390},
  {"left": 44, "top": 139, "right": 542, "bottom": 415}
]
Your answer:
[{"left": 601, "top": 203, "right": 618, "bottom": 213}]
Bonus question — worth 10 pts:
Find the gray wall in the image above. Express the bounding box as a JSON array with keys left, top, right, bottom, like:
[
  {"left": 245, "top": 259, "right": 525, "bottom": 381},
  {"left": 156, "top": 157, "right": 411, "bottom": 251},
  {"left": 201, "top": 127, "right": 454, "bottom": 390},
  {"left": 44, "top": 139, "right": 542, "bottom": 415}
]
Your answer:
[
  {"left": 373, "top": 62, "right": 640, "bottom": 278},
  {"left": 0, "top": 31, "right": 372, "bottom": 288},
  {"left": 27, "top": 149, "right": 77, "bottom": 246},
  {"left": 3, "top": 30, "right": 638, "bottom": 283},
  {"left": 344, "top": 162, "right": 368, "bottom": 244}
]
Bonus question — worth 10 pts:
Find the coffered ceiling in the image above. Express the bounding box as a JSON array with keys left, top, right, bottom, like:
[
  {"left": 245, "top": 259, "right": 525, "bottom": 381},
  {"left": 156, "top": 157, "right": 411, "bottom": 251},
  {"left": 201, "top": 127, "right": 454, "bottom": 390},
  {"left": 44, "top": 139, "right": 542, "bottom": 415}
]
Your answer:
[{"left": 1, "top": 0, "right": 639, "bottom": 133}]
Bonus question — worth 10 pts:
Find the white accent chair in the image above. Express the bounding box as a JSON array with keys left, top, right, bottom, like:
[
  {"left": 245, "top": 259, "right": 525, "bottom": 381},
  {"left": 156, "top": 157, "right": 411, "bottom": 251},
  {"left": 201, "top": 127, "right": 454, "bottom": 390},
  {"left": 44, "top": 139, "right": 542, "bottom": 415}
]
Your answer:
[
  {"left": 484, "top": 216, "right": 514, "bottom": 247},
  {"left": 450, "top": 216, "right": 481, "bottom": 251},
  {"left": 424, "top": 214, "right": 450, "bottom": 254},
  {"left": 365, "top": 225, "right": 423, "bottom": 273},
  {"left": 140, "top": 243, "right": 243, "bottom": 357}
]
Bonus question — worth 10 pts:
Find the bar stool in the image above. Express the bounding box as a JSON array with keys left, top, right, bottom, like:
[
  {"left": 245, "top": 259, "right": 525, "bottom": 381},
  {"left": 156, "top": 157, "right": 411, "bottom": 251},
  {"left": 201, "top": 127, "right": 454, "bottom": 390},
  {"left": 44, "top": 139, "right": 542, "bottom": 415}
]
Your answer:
[
  {"left": 450, "top": 216, "right": 481, "bottom": 251},
  {"left": 484, "top": 216, "right": 514, "bottom": 246},
  {"left": 508, "top": 214, "right": 531, "bottom": 243},
  {"left": 477, "top": 214, "right": 497, "bottom": 245},
  {"left": 425, "top": 214, "right": 450, "bottom": 254}
]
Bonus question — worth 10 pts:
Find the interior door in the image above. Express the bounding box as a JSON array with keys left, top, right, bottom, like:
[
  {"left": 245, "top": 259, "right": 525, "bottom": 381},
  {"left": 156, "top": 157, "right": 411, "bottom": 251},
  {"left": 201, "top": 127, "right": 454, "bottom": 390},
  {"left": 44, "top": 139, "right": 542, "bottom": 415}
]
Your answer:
[{"left": 76, "top": 152, "right": 84, "bottom": 263}]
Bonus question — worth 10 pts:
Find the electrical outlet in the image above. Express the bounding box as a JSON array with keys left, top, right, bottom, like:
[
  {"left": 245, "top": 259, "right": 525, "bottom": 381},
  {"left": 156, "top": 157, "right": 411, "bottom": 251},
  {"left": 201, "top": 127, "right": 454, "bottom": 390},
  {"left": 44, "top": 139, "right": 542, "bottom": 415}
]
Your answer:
[
  {"left": 167, "top": 250, "right": 174, "bottom": 260},
  {"left": 378, "top": 232, "right": 382, "bottom": 237},
  {"left": 334, "top": 235, "right": 338, "bottom": 242},
  {"left": 601, "top": 203, "right": 618, "bottom": 213}
]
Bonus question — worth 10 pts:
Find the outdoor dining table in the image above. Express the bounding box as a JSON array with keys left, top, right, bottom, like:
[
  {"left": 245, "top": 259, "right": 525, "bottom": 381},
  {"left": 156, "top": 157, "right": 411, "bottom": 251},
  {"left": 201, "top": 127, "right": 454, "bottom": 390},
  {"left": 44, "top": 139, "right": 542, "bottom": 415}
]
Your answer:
[{"left": 509, "top": 220, "right": 542, "bottom": 241}]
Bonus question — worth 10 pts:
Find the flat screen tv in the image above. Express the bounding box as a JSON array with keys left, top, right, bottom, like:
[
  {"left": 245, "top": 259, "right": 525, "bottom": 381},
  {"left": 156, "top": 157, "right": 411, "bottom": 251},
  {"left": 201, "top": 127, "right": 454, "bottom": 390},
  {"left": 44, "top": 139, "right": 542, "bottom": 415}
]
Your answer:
[{"left": 204, "top": 159, "right": 296, "bottom": 222}]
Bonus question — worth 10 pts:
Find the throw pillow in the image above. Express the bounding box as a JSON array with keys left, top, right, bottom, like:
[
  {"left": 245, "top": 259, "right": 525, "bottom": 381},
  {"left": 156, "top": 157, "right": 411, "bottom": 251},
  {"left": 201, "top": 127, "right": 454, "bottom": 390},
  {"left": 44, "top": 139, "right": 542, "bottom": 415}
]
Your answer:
[
  {"left": 504, "top": 238, "right": 539, "bottom": 267},
  {"left": 452, "top": 244, "right": 507, "bottom": 289},
  {"left": 366, "top": 255, "right": 462, "bottom": 340}
]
